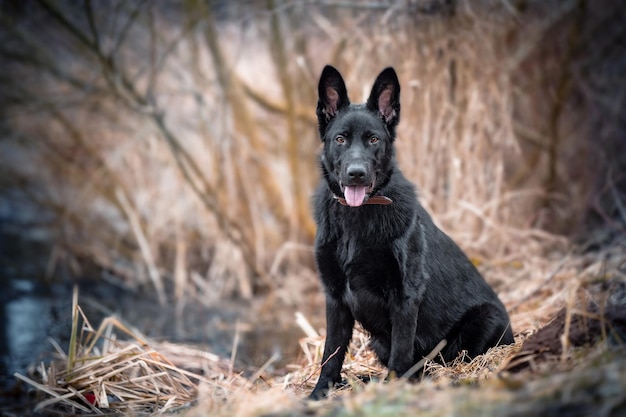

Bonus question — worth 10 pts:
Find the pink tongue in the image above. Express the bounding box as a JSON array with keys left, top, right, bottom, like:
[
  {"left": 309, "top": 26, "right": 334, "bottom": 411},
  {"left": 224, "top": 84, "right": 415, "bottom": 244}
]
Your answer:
[{"left": 344, "top": 186, "right": 367, "bottom": 207}]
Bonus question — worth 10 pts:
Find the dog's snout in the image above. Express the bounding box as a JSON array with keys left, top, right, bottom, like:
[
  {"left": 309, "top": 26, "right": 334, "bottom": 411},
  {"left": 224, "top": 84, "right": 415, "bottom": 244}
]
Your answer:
[{"left": 347, "top": 164, "right": 367, "bottom": 181}]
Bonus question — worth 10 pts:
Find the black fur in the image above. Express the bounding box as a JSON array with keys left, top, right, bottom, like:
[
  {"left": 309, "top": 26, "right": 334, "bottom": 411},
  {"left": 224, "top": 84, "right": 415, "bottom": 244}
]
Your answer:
[{"left": 309, "top": 66, "right": 514, "bottom": 400}]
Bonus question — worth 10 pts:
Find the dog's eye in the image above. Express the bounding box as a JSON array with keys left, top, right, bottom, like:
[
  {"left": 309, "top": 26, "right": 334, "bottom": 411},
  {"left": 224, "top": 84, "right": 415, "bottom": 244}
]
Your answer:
[
  {"left": 370, "top": 136, "right": 379, "bottom": 144},
  {"left": 335, "top": 135, "right": 345, "bottom": 144}
]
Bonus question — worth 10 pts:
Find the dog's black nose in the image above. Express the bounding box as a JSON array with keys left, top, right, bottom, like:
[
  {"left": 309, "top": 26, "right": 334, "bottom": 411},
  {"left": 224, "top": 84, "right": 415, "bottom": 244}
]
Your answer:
[{"left": 347, "top": 164, "right": 366, "bottom": 181}]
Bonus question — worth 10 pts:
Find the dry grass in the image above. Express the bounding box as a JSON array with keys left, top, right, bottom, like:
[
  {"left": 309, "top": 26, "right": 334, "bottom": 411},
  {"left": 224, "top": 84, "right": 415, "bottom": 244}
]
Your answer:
[
  {"left": 14, "top": 288, "right": 240, "bottom": 415},
  {"left": 188, "top": 236, "right": 626, "bottom": 417},
  {"left": 15, "top": 236, "right": 626, "bottom": 416}
]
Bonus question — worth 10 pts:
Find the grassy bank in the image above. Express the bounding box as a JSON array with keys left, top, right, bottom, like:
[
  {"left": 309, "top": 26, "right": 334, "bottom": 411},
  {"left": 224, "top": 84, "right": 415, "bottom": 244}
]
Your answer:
[{"left": 14, "top": 237, "right": 626, "bottom": 415}]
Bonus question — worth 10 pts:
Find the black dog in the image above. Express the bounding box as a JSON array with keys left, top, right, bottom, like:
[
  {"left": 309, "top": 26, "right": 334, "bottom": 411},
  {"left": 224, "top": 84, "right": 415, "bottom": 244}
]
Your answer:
[{"left": 309, "top": 66, "right": 514, "bottom": 400}]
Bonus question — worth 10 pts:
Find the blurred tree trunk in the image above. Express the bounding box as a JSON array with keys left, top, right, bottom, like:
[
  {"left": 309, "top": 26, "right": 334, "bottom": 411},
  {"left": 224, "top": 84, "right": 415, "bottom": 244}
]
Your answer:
[
  {"left": 267, "top": 0, "right": 316, "bottom": 242},
  {"left": 198, "top": 1, "right": 290, "bottom": 232}
]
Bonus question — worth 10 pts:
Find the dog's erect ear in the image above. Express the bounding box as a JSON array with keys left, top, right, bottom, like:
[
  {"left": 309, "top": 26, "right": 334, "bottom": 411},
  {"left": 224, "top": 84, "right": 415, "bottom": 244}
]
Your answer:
[
  {"left": 317, "top": 65, "right": 350, "bottom": 138},
  {"left": 367, "top": 67, "right": 400, "bottom": 132}
]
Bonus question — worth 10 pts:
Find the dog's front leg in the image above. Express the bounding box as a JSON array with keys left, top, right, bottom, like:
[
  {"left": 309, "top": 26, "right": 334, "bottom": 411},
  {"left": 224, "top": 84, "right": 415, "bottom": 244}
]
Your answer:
[
  {"left": 387, "top": 297, "right": 420, "bottom": 378},
  {"left": 309, "top": 295, "right": 354, "bottom": 400},
  {"left": 387, "top": 223, "right": 423, "bottom": 378}
]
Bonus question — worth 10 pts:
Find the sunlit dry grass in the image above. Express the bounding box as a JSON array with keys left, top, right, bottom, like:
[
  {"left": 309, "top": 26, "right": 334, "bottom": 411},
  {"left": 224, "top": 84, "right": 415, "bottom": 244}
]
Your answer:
[{"left": 14, "top": 288, "right": 231, "bottom": 415}]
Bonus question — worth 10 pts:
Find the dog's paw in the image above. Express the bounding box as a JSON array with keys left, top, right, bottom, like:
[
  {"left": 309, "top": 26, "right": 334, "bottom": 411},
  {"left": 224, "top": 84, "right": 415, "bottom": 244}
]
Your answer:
[{"left": 307, "top": 386, "right": 330, "bottom": 401}]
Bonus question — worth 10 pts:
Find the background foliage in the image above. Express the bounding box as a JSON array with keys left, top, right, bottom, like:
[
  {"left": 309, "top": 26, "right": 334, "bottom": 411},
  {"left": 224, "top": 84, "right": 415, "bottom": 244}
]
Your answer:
[{"left": 0, "top": 0, "right": 624, "bottom": 308}]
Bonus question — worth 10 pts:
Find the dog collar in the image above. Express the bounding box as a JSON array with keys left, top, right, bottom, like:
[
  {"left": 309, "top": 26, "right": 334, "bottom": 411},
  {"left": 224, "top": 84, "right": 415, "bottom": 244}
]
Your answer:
[{"left": 333, "top": 194, "right": 393, "bottom": 206}]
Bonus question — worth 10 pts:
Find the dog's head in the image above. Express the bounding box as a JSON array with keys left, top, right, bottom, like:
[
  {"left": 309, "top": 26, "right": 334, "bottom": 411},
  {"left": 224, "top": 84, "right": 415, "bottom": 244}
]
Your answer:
[{"left": 316, "top": 66, "right": 400, "bottom": 207}]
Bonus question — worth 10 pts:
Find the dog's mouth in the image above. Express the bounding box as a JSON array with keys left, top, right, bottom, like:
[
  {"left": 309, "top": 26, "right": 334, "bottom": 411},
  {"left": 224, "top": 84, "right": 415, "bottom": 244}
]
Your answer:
[{"left": 340, "top": 182, "right": 374, "bottom": 207}]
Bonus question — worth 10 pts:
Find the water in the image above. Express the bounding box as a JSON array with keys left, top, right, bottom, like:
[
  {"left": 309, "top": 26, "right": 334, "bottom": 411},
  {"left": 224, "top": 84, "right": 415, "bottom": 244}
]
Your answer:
[{"left": 0, "top": 280, "right": 66, "bottom": 385}]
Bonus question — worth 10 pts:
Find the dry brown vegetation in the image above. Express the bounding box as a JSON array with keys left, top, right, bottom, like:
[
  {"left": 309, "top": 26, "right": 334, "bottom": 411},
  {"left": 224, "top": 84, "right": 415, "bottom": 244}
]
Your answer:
[
  {"left": 15, "top": 245, "right": 626, "bottom": 415},
  {"left": 1, "top": 0, "right": 625, "bottom": 415}
]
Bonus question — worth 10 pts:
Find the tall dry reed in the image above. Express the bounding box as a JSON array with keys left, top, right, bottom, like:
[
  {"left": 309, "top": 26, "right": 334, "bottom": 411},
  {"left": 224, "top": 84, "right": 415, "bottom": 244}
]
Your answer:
[{"left": 0, "top": 0, "right": 623, "bottom": 306}]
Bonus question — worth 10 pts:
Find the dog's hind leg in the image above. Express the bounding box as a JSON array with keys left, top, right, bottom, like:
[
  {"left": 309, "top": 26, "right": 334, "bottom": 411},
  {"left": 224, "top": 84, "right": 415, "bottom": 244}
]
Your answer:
[{"left": 440, "top": 303, "right": 514, "bottom": 363}]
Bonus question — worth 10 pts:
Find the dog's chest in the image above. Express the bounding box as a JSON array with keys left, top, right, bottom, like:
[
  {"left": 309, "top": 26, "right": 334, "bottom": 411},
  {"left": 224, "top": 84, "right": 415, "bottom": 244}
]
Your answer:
[
  {"left": 341, "top": 272, "right": 393, "bottom": 334},
  {"left": 335, "top": 235, "right": 399, "bottom": 312},
  {"left": 342, "top": 280, "right": 359, "bottom": 309}
]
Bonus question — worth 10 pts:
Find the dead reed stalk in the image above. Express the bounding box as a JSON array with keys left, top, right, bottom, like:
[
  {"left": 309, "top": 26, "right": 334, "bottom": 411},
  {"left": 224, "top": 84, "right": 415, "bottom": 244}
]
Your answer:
[{"left": 0, "top": 0, "right": 623, "bottom": 311}]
